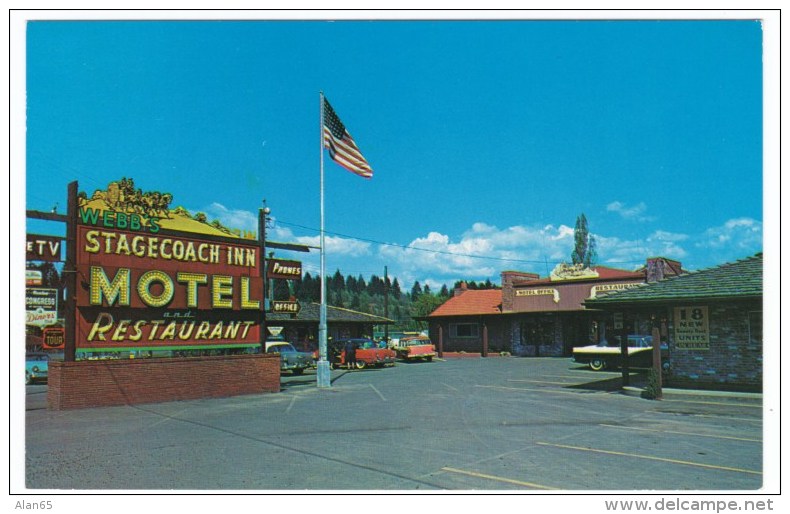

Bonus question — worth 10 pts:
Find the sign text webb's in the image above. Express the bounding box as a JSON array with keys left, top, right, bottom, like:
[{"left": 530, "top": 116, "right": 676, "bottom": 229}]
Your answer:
[{"left": 76, "top": 208, "right": 263, "bottom": 350}]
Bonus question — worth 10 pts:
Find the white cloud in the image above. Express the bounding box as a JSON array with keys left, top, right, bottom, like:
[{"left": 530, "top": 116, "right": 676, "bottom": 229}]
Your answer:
[
  {"left": 196, "top": 202, "right": 259, "bottom": 233},
  {"left": 379, "top": 223, "right": 577, "bottom": 281},
  {"left": 696, "top": 217, "right": 763, "bottom": 250},
  {"left": 197, "top": 207, "right": 762, "bottom": 287},
  {"left": 607, "top": 201, "right": 656, "bottom": 222},
  {"left": 284, "top": 233, "right": 372, "bottom": 257}
]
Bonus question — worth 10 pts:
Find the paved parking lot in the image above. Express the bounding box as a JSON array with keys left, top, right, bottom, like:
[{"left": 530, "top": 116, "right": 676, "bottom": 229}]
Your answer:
[{"left": 22, "top": 357, "right": 764, "bottom": 491}]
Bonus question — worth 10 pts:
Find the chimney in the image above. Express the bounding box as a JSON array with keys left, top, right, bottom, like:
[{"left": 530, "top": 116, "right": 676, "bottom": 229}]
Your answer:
[
  {"left": 500, "top": 271, "right": 540, "bottom": 312},
  {"left": 454, "top": 282, "right": 468, "bottom": 297},
  {"left": 646, "top": 257, "right": 684, "bottom": 282}
]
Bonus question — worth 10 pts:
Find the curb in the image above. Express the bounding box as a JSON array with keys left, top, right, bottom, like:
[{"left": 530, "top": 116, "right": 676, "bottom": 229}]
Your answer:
[{"left": 621, "top": 385, "right": 763, "bottom": 402}]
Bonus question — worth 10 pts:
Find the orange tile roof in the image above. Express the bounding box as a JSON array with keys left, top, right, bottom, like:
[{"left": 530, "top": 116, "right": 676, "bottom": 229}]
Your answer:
[{"left": 428, "top": 289, "right": 503, "bottom": 317}]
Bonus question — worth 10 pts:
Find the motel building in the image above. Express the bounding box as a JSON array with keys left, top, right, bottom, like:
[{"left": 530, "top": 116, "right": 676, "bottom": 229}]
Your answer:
[
  {"left": 584, "top": 253, "right": 763, "bottom": 391},
  {"left": 419, "top": 257, "right": 685, "bottom": 358}
]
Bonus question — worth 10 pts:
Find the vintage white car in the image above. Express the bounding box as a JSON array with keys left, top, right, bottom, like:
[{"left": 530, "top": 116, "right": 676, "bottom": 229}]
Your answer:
[
  {"left": 573, "top": 335, "right": 669, "bottom": 371},
  {"left": 393, "top": 335, "right": 436, "bottom": 362}
]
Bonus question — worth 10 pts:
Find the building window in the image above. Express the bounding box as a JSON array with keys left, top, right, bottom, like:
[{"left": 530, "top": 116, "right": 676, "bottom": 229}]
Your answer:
[
  {"left": 450, "top": 323, "right": 479, "bottom": 338},
  {"left": 748, "top": 311, "right": 762, "bottom": 346}
]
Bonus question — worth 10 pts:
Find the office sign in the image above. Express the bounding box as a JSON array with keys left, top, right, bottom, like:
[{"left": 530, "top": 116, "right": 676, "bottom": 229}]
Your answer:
[{"left": 272, "top": 300, "right": 301, "bottom": 315}]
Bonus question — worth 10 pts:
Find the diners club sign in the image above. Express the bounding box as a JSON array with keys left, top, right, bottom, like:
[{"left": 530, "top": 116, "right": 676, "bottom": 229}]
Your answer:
[{"left": 74, "top": 182, "right": 263, "bottom": 350}]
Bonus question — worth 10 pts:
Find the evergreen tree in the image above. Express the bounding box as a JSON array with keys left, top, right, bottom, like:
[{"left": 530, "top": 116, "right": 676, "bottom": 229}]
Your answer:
[
  {"left": 411, "top": 281, "right": 422, "bottom": 300},
  {"left": 439, "top": 284, "right": 450, "bottom": 297},
  {"left": 346, "top": 275, "right": 358, "bottom": 294},
  {"left": 331, "top": 269, "right": 345, "bottom": 293},
  {"left": 273, "top": 279, "right": 291, "bottom": 301},
  {"left": 392, "top": 278, "right": 402, "bottom": 299},
  {"left": 369, "top": 274, "right": 384, "bottom": 296},
  {"left": 572, "top": 213, "right": 597, "bottom": 267}
]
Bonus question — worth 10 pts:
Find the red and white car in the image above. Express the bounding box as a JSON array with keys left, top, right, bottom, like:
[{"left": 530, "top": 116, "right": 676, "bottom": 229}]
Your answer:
[{"left": 393, "top": 336, "right": 436, "bottom": 362}]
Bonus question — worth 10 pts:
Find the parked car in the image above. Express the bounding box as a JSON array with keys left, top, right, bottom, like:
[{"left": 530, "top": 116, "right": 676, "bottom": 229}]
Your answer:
[
  {"left": 573, "top": 335, "right": 669, "bottom": 371},
  {"left": 25, "top": 352, "right": 50, "bottom": 384},
  {"left": 393, "top": 335, "right": 436, "bottom": 362},
  {"left": 265, "top": 339, "right": 315, "bottom": 375},
  {"left": 330, "top": 338, "right": 396, "bottom": 369}
]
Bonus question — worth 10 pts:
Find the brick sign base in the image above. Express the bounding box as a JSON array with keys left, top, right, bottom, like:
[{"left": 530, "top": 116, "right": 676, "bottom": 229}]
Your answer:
[{"left": 47, "top": 354, "right": 280, "bottom": 410}]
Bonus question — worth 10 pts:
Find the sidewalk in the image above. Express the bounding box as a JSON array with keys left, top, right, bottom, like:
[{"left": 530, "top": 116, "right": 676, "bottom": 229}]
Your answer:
[{"left": 621, "top": 373, "right": 763, "bottom": 403}]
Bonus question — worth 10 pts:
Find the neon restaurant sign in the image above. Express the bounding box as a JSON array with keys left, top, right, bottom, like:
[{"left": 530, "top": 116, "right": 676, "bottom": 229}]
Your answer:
[{"left": 75, "top": 180, "right": 262, "bottom": 352}]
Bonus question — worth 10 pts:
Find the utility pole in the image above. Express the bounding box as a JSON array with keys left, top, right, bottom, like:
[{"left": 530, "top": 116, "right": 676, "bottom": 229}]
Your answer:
[
  {"left": 384, "top": 265, "right": 389, "bottom": 342},
  {"left": 259, "top": 204, "right": 270, "bottom": 352},
  {"left": 64, "top": 181, "right": 77, "bottom": 362}
]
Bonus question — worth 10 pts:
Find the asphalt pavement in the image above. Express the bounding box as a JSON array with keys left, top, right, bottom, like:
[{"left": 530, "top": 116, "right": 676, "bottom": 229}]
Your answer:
[{"left": 21, "top": 357, "right": 767, "bottom": 492}]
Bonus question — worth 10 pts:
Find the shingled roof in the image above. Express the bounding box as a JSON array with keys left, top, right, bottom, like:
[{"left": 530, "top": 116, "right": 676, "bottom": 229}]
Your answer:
[
  {"left": 586, "top": 253, "right": 762, "bottom": 306},
  {"left": 426, "top": 289, "right": 503, "bottom": 318}
]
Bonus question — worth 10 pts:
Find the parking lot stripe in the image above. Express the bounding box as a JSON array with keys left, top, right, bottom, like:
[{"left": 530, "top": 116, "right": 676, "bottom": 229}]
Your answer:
[
  {"left": 285, "top": 395, "right": 297, "bottom": 414},
  {"left": 598, "top": 423, "right": 762, "bottom": 443},
  {"left": 369, "top": 383, "right": 387, "bottom": 402},
  {"left": 536, "top": 442, "right": 762, "bottom": 475},
  {"left": 441, "top": 467, "right": 557, "bottom": 490},
  {"left": 476, "top": 385, "right": 603, "bottom": 396},
  {"left": 508, "top": 379, "right": 579, "bottom": 386}
]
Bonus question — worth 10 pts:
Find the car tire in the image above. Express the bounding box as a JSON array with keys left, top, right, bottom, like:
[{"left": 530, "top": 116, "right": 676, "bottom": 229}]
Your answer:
[
  {"left": 292, "top": 368, "right": 304, "bottom": 375},
  {"left": 589, "top": 359, "right": 606, "bottom": 371},
  {"left": 426, "top": 356, "right": 433, "bottom": 362}
]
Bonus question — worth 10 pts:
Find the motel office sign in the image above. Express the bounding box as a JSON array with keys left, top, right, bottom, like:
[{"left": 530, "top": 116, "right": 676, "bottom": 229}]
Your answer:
[{"left": 76, "top": 212, "right": 263, "bottom": 351}]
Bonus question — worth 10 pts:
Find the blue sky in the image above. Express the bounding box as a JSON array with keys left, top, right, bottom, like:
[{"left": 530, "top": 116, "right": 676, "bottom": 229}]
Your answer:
[{"left": 22, "top": 15, "right": 768, "bottom": 291}]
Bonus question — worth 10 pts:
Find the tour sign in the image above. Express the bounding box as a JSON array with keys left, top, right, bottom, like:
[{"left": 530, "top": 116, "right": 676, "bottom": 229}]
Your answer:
[{"left": 43, "top": 327, "right": 66, "bottom": 349}]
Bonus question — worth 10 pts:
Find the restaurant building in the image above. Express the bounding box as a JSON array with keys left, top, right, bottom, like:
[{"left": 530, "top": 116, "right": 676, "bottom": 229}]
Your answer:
[
  {"left": 584, "top": 253, "right": 762, "bottom": 391},
  {"left": 420, "top": 257, "right": 684, "bottom": 357}
]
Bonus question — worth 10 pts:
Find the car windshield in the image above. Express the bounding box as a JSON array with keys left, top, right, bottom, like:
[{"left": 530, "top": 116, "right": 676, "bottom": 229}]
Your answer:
[{"left": 596, "top": 336, "right": 653, "bottom": 348}]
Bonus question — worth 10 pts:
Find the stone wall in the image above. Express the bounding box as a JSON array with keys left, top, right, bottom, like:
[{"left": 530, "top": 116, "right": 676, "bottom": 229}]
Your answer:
[{"left": 669, "top": 300, "right": 762, "bottom": 391}]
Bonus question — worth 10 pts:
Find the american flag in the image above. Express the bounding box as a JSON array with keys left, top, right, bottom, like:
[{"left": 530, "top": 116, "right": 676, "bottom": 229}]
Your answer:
[{"left": 322, "top": 97, "right": 373, "bottom": 179}]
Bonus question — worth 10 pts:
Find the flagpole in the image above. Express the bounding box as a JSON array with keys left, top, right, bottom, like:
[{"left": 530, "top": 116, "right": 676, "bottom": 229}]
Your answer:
[{"left": 316, "top": 91, "right": 331, "bottom": 388}]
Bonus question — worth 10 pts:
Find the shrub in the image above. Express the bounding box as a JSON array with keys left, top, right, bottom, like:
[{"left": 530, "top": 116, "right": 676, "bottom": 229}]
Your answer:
[{"left": 641, "top": 367, "right": 663, "bottom": 400}]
